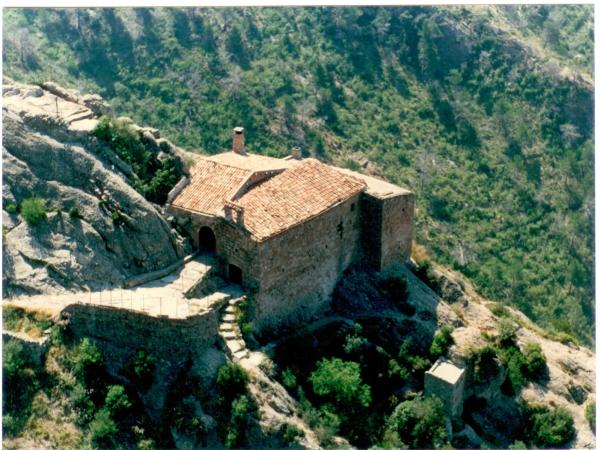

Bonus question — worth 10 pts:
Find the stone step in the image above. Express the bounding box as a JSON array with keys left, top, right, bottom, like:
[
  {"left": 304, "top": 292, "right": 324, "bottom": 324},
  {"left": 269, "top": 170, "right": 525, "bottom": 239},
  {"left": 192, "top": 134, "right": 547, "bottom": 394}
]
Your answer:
[
  {"left": 219, "top": 323, "right": 234, "bottom": 332},
  {"left": 225, "top": 305, "right": 237, "bottom": 314},
  {"left": 229, "top": 297, "right": 245, "bottom": 305},
  {"left": 220, "top": 331, "right": 237, "bottom": 340},
  {"left": 226, "top": 340, "right": 245, "bottom": 354},
  {"left": 221, "top": 313, "right": 237, "bottom": 323}
]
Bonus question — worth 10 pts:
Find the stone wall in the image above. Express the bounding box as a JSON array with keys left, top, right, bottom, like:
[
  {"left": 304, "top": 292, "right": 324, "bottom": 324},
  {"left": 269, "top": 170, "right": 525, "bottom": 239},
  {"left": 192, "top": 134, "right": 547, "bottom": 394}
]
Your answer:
[
  {"left": 359, "top": 191, "right": 414, "bottom": 271},
  {"left": 63, "top": 301, "right": 226, "bottom": 360},
  {"left": 253, "top": 193, "right": 363, "bottom": 332},
  {"left": 168, "top": 206, "right": 261, "bottom": 290},
  {"left": 380, "top": 192, "right": 414, "bottom": 270}
]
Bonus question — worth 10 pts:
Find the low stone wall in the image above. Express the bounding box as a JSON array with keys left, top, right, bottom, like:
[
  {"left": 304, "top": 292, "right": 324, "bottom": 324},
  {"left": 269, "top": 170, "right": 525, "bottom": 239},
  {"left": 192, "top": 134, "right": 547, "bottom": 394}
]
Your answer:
[
  {"left": 2, "top": 330, "right": 50, "bottom": 366},
  {"left": 63, "top": 300, "right": 227, "bottom": 359}
]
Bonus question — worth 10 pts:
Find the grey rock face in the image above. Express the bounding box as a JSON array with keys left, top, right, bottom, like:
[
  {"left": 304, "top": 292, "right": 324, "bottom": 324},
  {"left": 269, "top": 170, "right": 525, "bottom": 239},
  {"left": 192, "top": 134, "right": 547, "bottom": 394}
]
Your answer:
[{"left": 2, "top": 81, "right": 186, "bottom": 296}]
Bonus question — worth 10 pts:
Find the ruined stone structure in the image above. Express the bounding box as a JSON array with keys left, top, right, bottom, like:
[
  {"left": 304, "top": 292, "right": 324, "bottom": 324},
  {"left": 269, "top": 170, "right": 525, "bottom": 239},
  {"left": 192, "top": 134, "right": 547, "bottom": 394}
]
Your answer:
[
  {"left": 425, "top": 359, "right": 466, "bottom": 417},
  {"left": 166, "top": 128, "right": 414, "bottom": 331}
]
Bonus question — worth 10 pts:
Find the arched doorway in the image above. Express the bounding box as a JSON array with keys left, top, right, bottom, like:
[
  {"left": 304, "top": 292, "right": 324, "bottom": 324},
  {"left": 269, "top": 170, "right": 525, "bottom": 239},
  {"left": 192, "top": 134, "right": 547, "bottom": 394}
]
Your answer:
[{"left": 198, "top": 226, "right": 216, "bottom": 254}]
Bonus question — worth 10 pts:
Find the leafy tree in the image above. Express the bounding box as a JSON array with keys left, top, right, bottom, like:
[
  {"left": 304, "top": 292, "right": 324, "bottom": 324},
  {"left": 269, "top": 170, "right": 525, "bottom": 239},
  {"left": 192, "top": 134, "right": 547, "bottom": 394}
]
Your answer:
[
  {"left": 73, "top": 337, "right": 103, "bottom": 381},
  {"left": 20, "top": 197, "right": 47, "bottom": 225},
  {"left": 384, "top": 394, "right": 447, "bottom": 449},
  {"left": 105, "top": 385, "right": 132, "bottom": 419},
  {"left": 309, "top": 358, "right": 371, "bottom": 411},
  {"left": 90, "top": 408, "right": 118, "bottom": 448}
]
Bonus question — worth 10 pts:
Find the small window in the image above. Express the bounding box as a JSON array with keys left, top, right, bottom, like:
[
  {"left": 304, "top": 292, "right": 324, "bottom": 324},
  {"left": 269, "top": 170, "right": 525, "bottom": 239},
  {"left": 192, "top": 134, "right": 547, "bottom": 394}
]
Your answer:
[{"left": 351, "top": 203, "right": 356, "bottom": 211}]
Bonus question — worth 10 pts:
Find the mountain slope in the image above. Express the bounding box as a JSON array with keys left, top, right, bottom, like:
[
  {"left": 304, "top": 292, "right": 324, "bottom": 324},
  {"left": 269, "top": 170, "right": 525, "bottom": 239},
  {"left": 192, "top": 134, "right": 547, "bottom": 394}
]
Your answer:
[{"left": 2, "top": 6, "right": 594, "bottom": 344}]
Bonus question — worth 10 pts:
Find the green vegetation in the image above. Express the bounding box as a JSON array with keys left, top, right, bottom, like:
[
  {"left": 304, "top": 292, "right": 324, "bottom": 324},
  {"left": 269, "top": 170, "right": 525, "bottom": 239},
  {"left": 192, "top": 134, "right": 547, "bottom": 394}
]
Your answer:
[
  {"left": 124, "top": 350, "right": 155, "bottom": 391},
  {"left": 2, "top": 6, "right": 594, "bottom": 344},
  {"left": 5, "top": 202, "right": 18, "bottom": 214},
  {"left": 2, "top": 339, "right": 41, "bottom": 436},
  {"left": 19, "top": 197, "right": 47, "bottom": 225},
  {"left": 471, "top": 345, "right": 499, "bottom": 384},
  {"left": 522, "top": 403, "right": 575, "bottom": 448},
  {"left": 215, "top": 363, "right": 255, "bottom": 448},
  {"left": 274, "top": 319, "right": 438, "bottom": 447},
  {"left": 522, "top": 342, "right": 547, "bottom": 380},
  {"left": 585, "top": 400, "right": 595, "bottom": 432},
  {"left": 92, "top": 116, "right": 181, "bottom": 204},
  {"left": 471, "top": 320, "right": 547, "bottom": 394},
  {"left": 429, "top": 325, "right": 454, "bottom": 358},
  {"left": 68, "top": 206, "right": 81, "bottom": 218},
  {"left": 309, "top": 357, "right": 372, "bottom": 411},
  {"left": 2, "top": 305, "right": 53, "bottom": 336},
  {"left": 383, "top": 394, "right": 448, "bottom": 449}
]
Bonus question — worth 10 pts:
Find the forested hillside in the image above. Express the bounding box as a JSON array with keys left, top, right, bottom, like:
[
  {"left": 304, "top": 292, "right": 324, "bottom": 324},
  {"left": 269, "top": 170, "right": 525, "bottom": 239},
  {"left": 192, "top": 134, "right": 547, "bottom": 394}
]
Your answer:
[{"left": 3, "top": 6, "right": 594, "bottom": 344}]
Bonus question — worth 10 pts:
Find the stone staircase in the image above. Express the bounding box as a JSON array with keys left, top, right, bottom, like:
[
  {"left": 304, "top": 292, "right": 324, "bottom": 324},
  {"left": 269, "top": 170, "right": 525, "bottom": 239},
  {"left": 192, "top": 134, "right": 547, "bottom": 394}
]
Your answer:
[{"left": 218, "top": 295, "right": 249, "bottom": 361}]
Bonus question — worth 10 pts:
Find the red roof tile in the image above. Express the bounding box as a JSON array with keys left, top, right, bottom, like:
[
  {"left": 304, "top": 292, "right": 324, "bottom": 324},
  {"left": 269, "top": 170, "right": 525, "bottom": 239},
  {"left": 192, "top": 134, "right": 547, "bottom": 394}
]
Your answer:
[
  {"left": 171, "top": 158, "right": 250, "bottom": 215},
  {"left": 237, "top": 159, "right": 366, "bottom": 240}
]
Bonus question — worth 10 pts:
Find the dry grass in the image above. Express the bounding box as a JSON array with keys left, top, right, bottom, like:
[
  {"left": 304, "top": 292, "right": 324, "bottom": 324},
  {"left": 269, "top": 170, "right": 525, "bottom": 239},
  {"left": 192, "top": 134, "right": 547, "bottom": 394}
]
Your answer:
[
  {"left": 2, "top": 304, "right": 56, "bottom": 338},
  {"left": 410, "top": 242, "right": 429, "bottom": 263}
]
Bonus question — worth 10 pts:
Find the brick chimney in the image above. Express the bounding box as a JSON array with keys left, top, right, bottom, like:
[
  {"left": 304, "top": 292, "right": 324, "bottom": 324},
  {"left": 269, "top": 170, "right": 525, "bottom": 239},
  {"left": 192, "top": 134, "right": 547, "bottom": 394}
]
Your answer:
[
  {"left": 232, "top": 127, "right": 245, "bottom": 155},
  {"left": 291, "top": 147, "right": 302, "bottom": 159}
]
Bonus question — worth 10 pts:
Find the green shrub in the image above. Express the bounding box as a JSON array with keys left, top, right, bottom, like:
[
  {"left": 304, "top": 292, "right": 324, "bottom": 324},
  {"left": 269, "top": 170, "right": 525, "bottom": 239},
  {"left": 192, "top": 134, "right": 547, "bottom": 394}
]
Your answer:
[
  {"left": 309, "top": 357, "right": 371, "bottom": 410},
  {"left": 125, "top": 350, "right": 155, "bottom": 391},
  {"left": 5, "top": 202, "right": 18, "bottom": 214},
  {"left": 20, "top": 197, "right": 47, "bottom": 225},
  {"left": 389, "top": 338, "right": 430, "bottom": 382},
  {"left": 508, "top": 440, "right": 527, "bottom": 449},
  {"left": 172, "top": 397, "right": 205, "bottom": 438},
  {"left": 585, "top": 401, "right": 595, "bottom": 432},
  {"left": 2, "top": 305, "right": 24, "bottom": 331},
  {"left": 225, "top": 394, "right": 251, "bottom": 448},
  {"left": 384, "top": 394, "right": 447, "bottom": 449},
  {"left": 488, "top": 302, "right": 511, "bottom": 318},
  {"left": 68, "top": 206, "right": 81, "bottom": 218},
  {"left": 280, "top": 422, "right": 304, "bottom": 445},
  {"left": 504, "top": 347, "right": 526, "bottom": 392},
  {"left": 497, "top": 318, "right": 518, "bottom": 347},
  {"left": 217, "top": 363, "right": 249, "bottom": 405},
  {"left": 522, "top": 342, "right": 547, "bottom": 380},
  {"left": 281, "top": 367, "right": 297, "bottom": 389},
  {"left": 430, "top": 325, "right": 454, "bottom": 358},
  {"left": 73, "top": 338, "right": 103, "bottom": 381},
  {"left": 471, "top": 345, "right": 499, "bottom": 384},
  {"left": 70, "top": 383, "right": 96, "bottom": 426},
  {"left": 89, "top": 408, "right": 118, "bottom": 448},
  {"left": 528, "top": 405, "right": 575, "bottom": 447},
  {"left": 105, "top": 385, "right": 131, "bottom": 418}
]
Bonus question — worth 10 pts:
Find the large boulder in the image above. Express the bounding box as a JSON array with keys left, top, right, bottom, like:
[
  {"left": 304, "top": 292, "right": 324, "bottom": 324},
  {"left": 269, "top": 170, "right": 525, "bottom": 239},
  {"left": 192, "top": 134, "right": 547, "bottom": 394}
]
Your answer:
[{"left": 2, "top": 80, "right": 186, "bottom": 296}]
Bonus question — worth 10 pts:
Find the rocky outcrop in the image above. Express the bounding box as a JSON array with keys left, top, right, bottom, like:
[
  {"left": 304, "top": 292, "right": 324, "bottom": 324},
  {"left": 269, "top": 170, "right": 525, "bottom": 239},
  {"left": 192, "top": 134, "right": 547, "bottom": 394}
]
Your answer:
[{"left": 2, "top": 79, "right": 189, "bottom": 295}]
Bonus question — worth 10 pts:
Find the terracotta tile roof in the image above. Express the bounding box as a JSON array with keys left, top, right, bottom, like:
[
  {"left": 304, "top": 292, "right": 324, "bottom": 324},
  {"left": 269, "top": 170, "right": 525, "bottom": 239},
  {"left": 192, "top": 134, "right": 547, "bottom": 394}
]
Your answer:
[
  {"left": 207, "top": 151, "right": 295, "bottom": 172},
  {"left": 170, "top": 158, "right": 250, "bottom": 215},
  {"left": 237, "top": 159, "right": 366, "bottom": 240}
]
